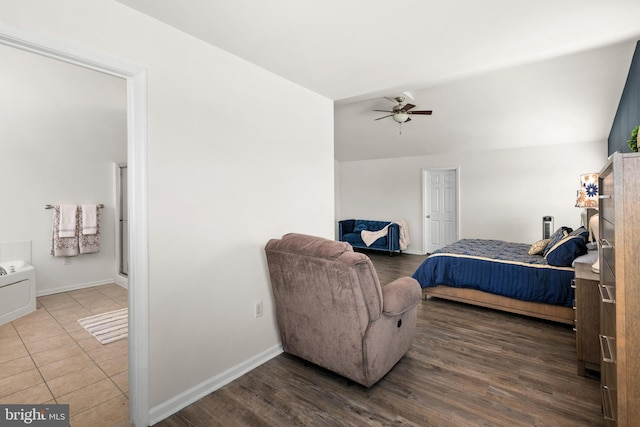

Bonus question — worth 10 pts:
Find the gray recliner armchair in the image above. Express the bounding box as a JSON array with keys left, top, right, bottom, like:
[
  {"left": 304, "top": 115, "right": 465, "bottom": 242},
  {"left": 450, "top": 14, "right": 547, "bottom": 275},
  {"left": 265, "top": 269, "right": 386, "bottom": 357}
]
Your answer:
[{"left": 264, "top": 233, "right": 422, "bottom": 387}]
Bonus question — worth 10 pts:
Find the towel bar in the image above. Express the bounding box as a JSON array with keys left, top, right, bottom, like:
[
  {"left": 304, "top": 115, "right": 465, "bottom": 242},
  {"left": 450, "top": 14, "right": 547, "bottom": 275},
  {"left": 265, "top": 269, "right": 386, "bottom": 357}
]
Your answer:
[{"left": 45, "top": 204, "right": 104, "bottom": 209}]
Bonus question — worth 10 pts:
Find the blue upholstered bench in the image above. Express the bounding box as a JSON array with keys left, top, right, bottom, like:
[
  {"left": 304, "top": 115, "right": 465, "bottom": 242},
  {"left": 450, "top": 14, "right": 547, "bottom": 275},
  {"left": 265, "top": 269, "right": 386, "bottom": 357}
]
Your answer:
[{"left": 338, "top": 219, "right": 401, "bottom": 255}]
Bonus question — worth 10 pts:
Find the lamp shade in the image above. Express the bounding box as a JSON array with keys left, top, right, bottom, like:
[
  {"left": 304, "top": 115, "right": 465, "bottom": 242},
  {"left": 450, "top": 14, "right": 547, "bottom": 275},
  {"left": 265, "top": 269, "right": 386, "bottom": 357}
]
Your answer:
[{"left": 575, "top": 173, "right": 599, "bottom": 208}]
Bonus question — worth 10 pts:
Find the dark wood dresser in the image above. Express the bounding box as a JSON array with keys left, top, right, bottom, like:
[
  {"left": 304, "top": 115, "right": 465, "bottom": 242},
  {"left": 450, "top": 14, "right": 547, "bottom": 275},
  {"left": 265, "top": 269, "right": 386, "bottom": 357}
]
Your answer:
[
  {"left": 573, "top": 261, "right": 600, "bottom": 376},
  {"left": 598, "top": 152, "right": 640, "bottom": 426}
]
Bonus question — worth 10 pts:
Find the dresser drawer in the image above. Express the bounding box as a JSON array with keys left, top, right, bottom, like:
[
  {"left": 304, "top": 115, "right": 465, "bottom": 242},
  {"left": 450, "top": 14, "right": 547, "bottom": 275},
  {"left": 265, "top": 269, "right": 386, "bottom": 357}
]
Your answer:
[
  {"left": 600, "top": 289, "right": 616, "bottom": 336},
  {"left": 601, "top": 383, "right": 617, "bottom": 425},
  {"left": 601, "top": 254, "right": 615, "bottom": 286},
  {"left": 599, "top": 174, "right": 614, "bottom": 223}
]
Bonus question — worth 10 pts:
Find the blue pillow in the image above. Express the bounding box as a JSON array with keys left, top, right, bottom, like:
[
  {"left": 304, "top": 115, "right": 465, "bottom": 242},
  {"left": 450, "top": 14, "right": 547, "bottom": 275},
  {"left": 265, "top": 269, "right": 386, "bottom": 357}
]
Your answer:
[
  {"left": 543, "top": 226, "right": 573, "bottom": 257},
  {"left": 545, "top": 235, "right": 588, "bottom": 266},
  {"left": 569, "top": 226, "right": 590, "bottom": 243},
  {"left": 354, "top": 224, "right": 367, "bottom": 232}
]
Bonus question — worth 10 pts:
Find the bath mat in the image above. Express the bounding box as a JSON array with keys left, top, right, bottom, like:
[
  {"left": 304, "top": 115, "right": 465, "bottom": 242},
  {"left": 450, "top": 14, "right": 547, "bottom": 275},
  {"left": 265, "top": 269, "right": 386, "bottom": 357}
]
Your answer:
[{"left": 78, "top": 308, "right": 128, "bottom": 345}]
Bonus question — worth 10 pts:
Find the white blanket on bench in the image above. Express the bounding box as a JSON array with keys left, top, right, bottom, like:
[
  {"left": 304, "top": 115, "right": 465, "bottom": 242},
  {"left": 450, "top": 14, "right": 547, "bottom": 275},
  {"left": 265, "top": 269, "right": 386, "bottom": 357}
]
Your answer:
[
  {"left": 360, "top": 220, "right": 410, "bottom": 250},
  {"left": 361, "top": 225, "right": 390, "bottom": 247}
]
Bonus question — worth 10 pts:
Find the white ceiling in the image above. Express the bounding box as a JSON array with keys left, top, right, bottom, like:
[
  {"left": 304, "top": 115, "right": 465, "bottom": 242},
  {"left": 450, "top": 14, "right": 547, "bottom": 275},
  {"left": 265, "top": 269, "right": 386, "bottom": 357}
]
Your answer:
[{"left": 116, "top": 0, "right": 640, "bottom": 161}]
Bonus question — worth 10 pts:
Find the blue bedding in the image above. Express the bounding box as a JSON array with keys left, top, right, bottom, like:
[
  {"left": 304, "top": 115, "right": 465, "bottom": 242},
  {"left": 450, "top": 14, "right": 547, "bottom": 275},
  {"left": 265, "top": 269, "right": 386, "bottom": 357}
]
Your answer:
[{"left": 412, "top": 239, "right": 575, "bottom": 307}]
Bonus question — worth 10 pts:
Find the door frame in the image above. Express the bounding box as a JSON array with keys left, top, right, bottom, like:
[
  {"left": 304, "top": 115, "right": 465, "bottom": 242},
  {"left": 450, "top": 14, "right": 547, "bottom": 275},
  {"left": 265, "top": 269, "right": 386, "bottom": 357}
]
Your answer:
[
  {"left": 0, "top": 24, "right": 150, "bottom": 427},
  {"left": 421, "top": 167, "right": 460, "bottom": 255}
]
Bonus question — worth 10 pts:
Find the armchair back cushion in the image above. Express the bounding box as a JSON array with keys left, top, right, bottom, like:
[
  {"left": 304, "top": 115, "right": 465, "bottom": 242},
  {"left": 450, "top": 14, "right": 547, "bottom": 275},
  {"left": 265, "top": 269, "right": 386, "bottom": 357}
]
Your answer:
[{"left": 265, "top": 233, "right": 421, "bottom": 387}]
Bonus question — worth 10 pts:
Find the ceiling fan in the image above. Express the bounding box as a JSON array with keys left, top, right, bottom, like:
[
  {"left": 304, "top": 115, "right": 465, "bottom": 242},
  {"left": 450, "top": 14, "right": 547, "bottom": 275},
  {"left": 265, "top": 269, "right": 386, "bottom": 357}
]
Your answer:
[{"left": 374, "top": 96, "right": 433, "bottom": 124}]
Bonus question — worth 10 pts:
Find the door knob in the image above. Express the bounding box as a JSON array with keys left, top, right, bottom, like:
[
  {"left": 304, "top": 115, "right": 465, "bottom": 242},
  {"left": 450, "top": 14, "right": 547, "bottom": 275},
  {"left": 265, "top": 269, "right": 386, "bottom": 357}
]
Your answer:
[{"left": 426, "top": 215, "right": 431, "bottom": 218}]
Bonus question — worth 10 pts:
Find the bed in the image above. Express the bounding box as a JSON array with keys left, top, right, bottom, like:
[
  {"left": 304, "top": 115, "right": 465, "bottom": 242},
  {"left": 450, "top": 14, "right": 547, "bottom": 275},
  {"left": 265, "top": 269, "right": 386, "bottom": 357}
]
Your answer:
[{"left": 412, "top": 233, "right": 588, "bottom": 325}]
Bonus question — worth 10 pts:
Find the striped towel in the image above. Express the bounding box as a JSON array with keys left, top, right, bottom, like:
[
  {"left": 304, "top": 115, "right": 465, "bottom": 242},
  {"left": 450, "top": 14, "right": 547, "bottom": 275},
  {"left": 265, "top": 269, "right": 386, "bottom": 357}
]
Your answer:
[{"left": 78, "top": 308, "right": 128, "bottom": 345}]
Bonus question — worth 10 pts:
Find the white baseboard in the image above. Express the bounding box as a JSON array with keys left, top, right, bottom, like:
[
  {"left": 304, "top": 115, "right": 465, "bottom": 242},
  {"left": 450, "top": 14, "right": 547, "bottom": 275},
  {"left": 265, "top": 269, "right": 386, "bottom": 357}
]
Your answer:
[
  {"left": 149, "top": 344, "right": 283, "bottom": 425},
  {"left": 115, "top": 274, "right": 128, "bottom": 288},
  {"left": 36, "top": 278, "right": 123, "bottom": 297},
  {"left": 403, "top": 249, "right": 423, "bottom": 255}
]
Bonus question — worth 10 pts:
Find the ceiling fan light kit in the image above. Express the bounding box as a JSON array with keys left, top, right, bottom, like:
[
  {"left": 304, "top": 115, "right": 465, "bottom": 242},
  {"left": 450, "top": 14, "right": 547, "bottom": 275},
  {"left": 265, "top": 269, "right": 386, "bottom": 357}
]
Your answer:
[
  {"left": 374, "top": 96, "right": 432, "bottom": 132},
  {"left": 393, "top": 112, "right": 409, "bottom": 123}
]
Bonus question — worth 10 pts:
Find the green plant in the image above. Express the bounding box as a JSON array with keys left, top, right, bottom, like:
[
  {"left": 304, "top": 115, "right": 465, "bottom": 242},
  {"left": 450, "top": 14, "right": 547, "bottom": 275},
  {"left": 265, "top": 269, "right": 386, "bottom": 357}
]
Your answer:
[{"left": 628, "top": 125, "right": 639, "bottom": 152}]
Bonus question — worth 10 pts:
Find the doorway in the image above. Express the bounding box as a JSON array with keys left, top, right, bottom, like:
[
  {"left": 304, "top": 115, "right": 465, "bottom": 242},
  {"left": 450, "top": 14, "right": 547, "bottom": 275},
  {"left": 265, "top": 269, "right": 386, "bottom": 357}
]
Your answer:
[
  {"left": 422, "top": 168, "right": 460, "bottom": 254},
  {"left": 0, "top": 24, "right": 149, "bottom": 426}
]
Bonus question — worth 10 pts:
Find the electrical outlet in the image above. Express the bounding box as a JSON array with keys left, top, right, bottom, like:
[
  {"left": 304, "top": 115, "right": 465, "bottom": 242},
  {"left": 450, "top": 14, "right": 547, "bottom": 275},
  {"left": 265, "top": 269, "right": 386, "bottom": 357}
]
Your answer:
[{"left": 255, "top": 301, "right": 263, "bottom": 318}]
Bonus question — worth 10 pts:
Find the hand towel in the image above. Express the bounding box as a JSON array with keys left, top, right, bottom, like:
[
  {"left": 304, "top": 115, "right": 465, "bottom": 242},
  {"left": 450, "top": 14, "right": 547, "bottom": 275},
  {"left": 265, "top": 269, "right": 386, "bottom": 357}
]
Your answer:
[
  {"left": 59, "top": 204, "right": 78, "bottom": 238},
  {"left": 79, "top": 206, "right": 101, "bottom": 254},
  {"left": 81, "top": 204, "right": 98, "bottom": 235},
  {"left": 51, "top": 205, "right": 79, "bottom": 257}
]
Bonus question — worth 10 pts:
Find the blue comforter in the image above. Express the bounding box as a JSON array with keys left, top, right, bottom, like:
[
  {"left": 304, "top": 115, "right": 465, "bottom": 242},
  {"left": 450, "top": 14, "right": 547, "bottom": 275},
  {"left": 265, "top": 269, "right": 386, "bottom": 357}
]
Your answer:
[{"left": 412, "top": 239, "right": 574, "bottom": 307}]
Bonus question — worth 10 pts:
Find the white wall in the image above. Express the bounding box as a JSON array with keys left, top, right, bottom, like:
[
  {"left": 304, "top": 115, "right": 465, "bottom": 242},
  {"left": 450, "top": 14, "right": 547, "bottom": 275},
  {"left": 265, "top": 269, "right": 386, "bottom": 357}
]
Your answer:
[
  {"left": 1, "top": 0, "right": 334, "bottom": 420},
  {"left": 335, "top": 40, "right": 633, "bottom": 162},
  {"left": 0, "top": 44, "right": 126, "bottom": 294},
  {"left": 336, "top": 140, "right": 608, "bottom": 253}
]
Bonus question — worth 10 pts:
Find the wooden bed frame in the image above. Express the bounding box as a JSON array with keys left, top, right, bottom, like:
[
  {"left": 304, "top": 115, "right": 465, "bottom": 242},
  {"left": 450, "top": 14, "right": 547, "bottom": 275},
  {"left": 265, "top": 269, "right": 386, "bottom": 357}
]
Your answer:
[{"left": 423, "top": 285, "right": 575, "bottom": 325}]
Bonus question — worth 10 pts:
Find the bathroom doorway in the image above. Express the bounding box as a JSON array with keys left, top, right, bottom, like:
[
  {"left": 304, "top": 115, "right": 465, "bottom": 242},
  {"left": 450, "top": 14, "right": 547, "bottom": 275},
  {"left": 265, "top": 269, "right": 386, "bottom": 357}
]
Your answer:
[{"left": 0, "top": 24, "right": 149, "bottom": 426}]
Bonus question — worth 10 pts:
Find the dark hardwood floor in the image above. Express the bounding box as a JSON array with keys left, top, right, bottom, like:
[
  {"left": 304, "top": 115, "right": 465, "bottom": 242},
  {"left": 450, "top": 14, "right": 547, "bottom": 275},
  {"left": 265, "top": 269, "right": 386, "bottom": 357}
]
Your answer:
[{"left": 156, "top": 251, "right": 603, "bottom": 427}]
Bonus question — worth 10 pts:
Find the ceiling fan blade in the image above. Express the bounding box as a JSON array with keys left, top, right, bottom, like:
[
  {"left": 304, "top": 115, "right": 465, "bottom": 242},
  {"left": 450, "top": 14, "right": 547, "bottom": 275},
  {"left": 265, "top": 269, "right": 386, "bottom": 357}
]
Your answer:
[
  {"left": 373, "top": 109, "right": 393, "bottom": 113},
  {"left": 409, "top": 110, "right": 433, "bottom": 115},
  {"left": 374, "top": 114, "right": 393, "bottom": 121},
  {"left": 402, "top": 103, "right": 416, "bottom": 112},
  {"left": 406, "top": 117, "right": 412, "bottom": 122}
]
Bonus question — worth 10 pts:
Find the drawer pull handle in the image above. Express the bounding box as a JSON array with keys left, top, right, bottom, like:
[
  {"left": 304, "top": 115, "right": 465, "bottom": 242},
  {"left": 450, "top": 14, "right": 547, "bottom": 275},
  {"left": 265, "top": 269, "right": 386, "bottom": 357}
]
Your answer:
[
  {"left": 599, "top": 334, "right": 616, "bottom": 363},
  {"left": 601, "top": 385, "right": 616, "bottom": 421},
  {"left": 600, "top": 238, "right": 613, "bottom": 249},
  {"left": 599, "top": 284, "right": 616, "bottom": 304},
  {"left": 599, "top": 195, "right": 612, "bottom": 199}
]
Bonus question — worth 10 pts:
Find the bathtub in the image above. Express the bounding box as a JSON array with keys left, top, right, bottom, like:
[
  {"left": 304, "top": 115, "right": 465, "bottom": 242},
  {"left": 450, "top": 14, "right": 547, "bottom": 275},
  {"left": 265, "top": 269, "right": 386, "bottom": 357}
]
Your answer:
[{"left": 0, "top": 260, "right": 36, "bottom": 326}]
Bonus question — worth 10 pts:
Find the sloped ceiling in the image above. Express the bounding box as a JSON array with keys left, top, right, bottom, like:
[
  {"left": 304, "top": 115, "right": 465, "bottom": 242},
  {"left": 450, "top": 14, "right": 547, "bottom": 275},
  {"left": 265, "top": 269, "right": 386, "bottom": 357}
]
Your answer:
[{"left": 116, "top": 0, "right": 640, "bottom": 160}]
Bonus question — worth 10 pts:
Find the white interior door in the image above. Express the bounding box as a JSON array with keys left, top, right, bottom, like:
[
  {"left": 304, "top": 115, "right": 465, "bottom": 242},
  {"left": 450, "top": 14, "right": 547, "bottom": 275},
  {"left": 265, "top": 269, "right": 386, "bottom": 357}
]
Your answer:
[{"left": 423, "top": 168, "right": 459, "bottom": 254}]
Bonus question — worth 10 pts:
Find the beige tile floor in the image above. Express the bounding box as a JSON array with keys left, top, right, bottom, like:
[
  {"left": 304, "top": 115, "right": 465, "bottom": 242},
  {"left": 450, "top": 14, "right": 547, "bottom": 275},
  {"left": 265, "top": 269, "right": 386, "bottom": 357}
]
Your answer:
[{"left": 0, "top": 283, "right": 130, "bottom": 426}]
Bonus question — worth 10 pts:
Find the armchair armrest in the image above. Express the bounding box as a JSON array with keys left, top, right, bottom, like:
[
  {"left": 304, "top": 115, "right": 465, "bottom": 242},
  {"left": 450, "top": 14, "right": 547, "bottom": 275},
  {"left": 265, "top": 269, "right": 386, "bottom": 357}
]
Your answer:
[
  {"left": 338, "top": 219, "right": 355, "bottom": 240},
  {"left": 387, "top": 223, "right": 400, "bottom": 252},
  {"left": 382, "top": 277, "right": 421, "bottom": 316}
]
